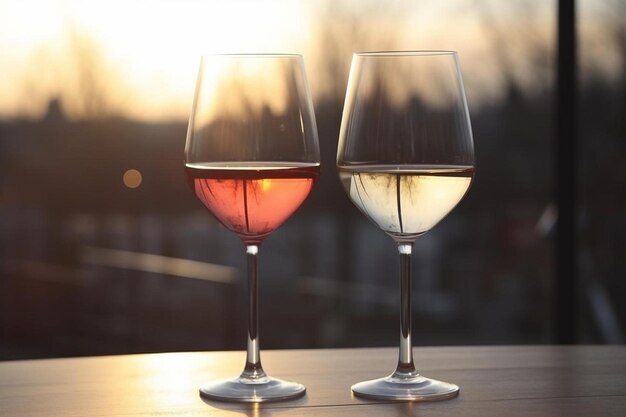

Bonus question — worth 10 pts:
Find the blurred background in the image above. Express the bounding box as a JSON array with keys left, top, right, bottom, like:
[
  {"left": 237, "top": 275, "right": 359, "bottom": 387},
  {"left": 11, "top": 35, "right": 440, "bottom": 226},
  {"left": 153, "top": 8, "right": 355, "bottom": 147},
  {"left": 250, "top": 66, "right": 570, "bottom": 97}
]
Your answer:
[{"left": 0, "top": 0, "right": 624, "bottom": 360}]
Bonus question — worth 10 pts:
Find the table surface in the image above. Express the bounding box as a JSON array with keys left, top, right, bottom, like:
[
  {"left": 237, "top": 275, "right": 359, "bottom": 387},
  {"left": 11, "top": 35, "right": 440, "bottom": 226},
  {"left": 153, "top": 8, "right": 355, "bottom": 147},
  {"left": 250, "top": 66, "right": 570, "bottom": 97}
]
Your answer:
[{"left": 1, "top": 346, "right": 625, "bottom": 416}]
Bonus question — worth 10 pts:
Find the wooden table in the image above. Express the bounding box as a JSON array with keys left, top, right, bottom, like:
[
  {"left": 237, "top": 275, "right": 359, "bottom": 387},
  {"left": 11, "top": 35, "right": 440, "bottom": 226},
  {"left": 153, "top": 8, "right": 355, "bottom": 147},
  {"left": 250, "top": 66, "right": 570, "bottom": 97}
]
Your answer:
[{"left": 1, "top": 346, "right": 625, "bottom": 416}]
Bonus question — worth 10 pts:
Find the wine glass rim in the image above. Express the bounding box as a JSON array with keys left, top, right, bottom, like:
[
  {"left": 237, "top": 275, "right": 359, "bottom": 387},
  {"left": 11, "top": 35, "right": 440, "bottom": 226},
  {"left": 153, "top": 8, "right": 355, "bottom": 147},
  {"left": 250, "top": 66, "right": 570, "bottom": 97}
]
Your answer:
[
  {"left": 354, "top": 50, "right": 458, "bottom": 57},
  {"left": 200, "top": 53, "right": 302, "bottom": 58}
]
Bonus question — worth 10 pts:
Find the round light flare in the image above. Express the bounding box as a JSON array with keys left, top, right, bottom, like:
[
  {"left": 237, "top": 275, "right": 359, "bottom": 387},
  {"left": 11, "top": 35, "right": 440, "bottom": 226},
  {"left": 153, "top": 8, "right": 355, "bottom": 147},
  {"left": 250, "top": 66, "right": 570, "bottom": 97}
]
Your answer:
[{"left": 123, "top": 169, "right": 142, "bottom": 189}]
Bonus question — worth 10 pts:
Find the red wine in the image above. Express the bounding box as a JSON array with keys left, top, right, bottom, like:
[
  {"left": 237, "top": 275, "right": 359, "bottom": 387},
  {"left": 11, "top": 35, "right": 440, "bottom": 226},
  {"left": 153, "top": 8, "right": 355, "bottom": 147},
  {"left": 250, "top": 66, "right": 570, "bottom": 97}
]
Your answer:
[{"left": 186, "top": 162, "right": 319, "bottom": 244}]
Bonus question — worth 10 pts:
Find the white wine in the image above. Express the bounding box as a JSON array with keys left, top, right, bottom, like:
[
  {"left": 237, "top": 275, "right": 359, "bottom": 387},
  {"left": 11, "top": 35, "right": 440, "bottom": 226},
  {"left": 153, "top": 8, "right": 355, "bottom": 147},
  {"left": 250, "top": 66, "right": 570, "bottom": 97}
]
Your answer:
[{"left": 338, "top": 165, "right": 474, "bottom": 240}]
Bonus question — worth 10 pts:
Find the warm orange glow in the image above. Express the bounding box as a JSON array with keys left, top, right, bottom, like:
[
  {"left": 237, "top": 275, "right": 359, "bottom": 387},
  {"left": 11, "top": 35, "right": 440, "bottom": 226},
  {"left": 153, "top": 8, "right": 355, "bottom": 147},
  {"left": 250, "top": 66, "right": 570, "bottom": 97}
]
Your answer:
[
  {"left": 193, "top": 57, "right": 295, "bottom": 127},
  {"left": 0, "top": 0, "right": 309, "bottom": 120},
  {"left": 258, "top": 179, "right": 273, "bottom": 193},
  {"left": 0, "top": 1, "right": 621, "bottom": 121},
  {"left": 123, "top": 169, "right": 142, "bottom": 188},
  {"left": 130, "top": 353, "right": 201, "bottom": 409}
]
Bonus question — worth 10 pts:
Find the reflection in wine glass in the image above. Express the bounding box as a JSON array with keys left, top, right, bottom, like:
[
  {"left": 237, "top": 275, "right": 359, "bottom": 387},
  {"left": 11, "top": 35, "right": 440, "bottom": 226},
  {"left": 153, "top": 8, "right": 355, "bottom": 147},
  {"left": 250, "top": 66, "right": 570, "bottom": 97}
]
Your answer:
[
  {"left": 337, "top": 51, "right": 475, "bottom": 401},
  {"left": 185, "top": 54, "right": 320, "bottom": 402}
]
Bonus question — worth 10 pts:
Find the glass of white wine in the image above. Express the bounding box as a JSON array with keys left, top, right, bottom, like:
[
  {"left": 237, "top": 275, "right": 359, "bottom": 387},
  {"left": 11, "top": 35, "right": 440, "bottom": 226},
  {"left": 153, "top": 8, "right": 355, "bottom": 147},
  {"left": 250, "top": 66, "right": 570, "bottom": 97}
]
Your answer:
[{"left": 336, "top": 51, "right": 475, "bottom": 401}]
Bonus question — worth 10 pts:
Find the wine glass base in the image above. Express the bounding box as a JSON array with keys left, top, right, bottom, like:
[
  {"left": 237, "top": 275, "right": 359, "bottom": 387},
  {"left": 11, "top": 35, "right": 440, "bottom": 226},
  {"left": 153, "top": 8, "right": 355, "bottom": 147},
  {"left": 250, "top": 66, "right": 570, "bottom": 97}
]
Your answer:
[
  {"left": 200, "top": 376, "right": 306, "bottom": 403},
  {"left": 352, "top": 374, "right": 459, "bottom": 401}
]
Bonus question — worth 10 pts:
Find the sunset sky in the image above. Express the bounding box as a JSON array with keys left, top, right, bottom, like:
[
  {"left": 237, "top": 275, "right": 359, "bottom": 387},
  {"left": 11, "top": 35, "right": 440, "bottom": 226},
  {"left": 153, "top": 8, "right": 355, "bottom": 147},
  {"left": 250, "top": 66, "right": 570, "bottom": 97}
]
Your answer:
[{"left": 0, "top": 0, "right": 620, "bottom": 121}]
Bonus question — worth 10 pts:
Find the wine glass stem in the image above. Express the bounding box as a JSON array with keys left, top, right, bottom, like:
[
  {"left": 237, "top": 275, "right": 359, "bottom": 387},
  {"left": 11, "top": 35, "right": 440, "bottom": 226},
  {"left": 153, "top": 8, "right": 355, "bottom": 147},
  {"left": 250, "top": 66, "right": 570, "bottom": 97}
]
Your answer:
[
  {"left": 396, "top": 243, "right": 417, "bottom": 376},
  {"left": 243, "top": 244, "right": 266, "bottom": 379}
]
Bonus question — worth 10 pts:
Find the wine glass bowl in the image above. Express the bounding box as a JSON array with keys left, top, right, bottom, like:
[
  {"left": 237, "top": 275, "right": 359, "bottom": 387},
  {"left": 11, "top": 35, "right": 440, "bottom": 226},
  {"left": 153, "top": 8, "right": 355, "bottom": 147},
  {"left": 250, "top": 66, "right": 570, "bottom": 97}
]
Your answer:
[
  {"left": 337, "top": 51, "right": 475, "bottom": 401},
  {"left": 185, "top": 54, "right": 319, "bottom": 402}
]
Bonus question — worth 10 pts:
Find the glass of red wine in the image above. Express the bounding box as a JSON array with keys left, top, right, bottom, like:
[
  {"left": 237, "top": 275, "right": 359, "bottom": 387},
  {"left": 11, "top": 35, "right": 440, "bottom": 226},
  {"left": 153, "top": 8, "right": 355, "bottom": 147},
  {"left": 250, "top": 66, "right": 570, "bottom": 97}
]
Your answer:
[{"left": 185, "top": 54, "right": 320, "bottom": 402}]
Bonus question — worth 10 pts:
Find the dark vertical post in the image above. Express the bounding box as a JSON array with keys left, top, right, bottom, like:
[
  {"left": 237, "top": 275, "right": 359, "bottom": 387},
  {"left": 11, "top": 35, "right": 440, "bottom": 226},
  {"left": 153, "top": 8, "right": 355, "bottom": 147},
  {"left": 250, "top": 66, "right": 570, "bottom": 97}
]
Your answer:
[{"left": 555, "top": 0, "right": 578, "bottom": 343}]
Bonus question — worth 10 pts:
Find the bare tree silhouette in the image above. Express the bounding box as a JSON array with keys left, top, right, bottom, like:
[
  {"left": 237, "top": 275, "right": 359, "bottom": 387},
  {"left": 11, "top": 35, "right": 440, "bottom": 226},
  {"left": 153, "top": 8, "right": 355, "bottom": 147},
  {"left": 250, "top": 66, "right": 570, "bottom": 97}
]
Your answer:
[
  {"left": 66, "top": 25, "right": 116, "bottom": 119},
  {"left": 473, "top": 0, "right": 552, "bottom": 99},
  {"left": 311, "top": 0, "right": 403, "bottom": 104}
]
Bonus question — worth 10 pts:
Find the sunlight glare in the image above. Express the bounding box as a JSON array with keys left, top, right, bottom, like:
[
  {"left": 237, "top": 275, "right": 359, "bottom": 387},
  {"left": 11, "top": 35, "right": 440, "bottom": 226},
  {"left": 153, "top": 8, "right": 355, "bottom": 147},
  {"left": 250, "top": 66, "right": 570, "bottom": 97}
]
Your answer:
[
  {"left": 130, "top": 353, "right": 200, "bottom": 409},
  {"left": 0, "top": 0, "right": 619, "bottom": 121},
  {"left": 0, "top": 0, "right": 308, "bottom": 120},
  {"left": 258, "top": 179, "right": 273, "bottom": 192}
]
